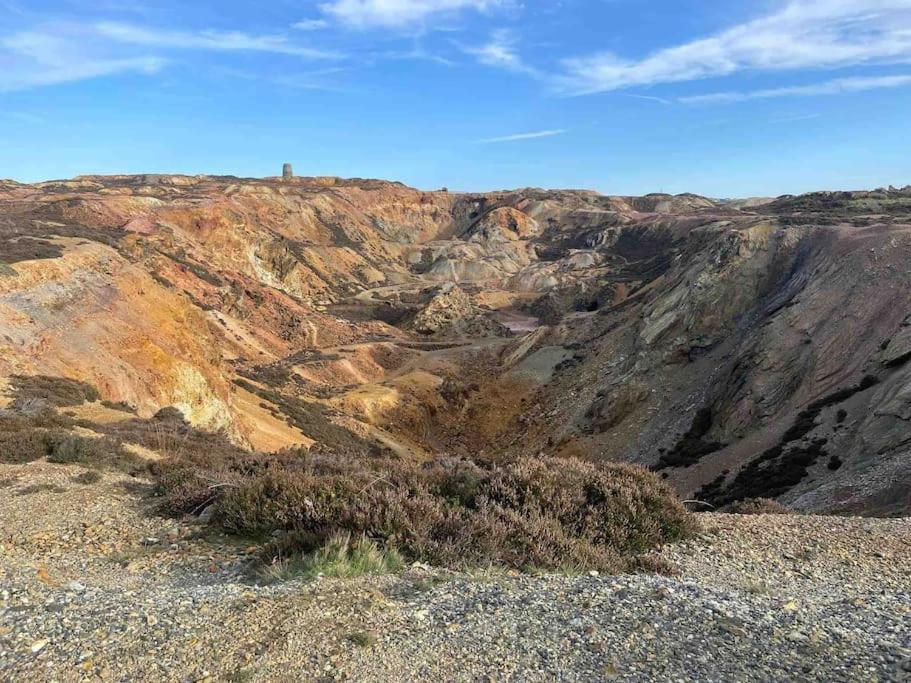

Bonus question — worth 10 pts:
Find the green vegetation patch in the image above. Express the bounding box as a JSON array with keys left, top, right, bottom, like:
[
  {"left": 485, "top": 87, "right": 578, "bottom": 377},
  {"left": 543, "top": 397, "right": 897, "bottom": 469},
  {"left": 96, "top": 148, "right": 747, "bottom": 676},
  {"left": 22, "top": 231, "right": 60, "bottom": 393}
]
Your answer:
[{"left": 259, "top": 533, "right": 405, "bottom": 582}]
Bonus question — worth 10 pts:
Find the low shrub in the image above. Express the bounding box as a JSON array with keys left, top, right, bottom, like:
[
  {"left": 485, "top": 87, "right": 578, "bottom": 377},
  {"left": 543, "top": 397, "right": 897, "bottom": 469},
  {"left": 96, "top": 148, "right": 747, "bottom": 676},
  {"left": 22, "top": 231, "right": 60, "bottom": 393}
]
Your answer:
[
  {"left": 722, "top": 497, "right": 792, "bottom": 515},
  {"left": 0, "top": 404, "right": 72, "bottom": 430},
  {"left": 47, "top": 435, "right": 105, "bottom": 464},
  {"left": 0, "top": 429, "right": 61, "bottom": 464},
  {"left": 8, "top": 375, "right": 100, "bottom": 407},
  {"left": 1, "top": 392, "right": 695, "bottom": 575},
  {"left": 100, "top": 400, "right": 137, "bottom": 414},
  {"left": 0, "top": 412, "right": 145, "bottom": 474},
  {"left": 47, "top": 435, "right": 144, "bottom": 473},
  {"left": 155, "top": 449, "right": 695, "bottom": 574},
  {"left": 483, "top": 457, "right": 693, "bottom": 554}
]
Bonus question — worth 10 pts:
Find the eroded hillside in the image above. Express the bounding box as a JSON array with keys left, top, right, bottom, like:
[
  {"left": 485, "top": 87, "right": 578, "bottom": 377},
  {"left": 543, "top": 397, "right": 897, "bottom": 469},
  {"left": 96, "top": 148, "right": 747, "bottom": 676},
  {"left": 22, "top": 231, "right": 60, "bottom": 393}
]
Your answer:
[{"left": 2, "top": 175, "right": 910, "bottom": 514}]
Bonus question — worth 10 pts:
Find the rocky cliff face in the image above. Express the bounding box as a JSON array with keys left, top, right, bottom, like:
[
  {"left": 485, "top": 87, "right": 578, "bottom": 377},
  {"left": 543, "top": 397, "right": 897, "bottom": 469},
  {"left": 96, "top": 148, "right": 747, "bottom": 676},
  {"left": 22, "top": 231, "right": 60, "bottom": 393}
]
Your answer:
[{"left": 2, "top": 175, "right": 910, "bottom": 514}]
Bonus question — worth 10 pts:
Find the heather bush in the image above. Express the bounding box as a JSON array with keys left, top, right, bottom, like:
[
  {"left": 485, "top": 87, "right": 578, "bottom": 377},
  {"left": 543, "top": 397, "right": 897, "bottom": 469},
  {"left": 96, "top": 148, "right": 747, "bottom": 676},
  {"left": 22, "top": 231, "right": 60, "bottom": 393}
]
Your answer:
[
  {"left": 47, "top": 435, "right": 143, "bottom": 473},
  {"left": 0, "top": 429, "right": 59, "bottom": 464},
  {"left": 723, "top": 497, "right": 792, "bottom": 515},
  {"left": 156, "top": 449, "right": 694, "bottom": 574},
  {"left": 0, "top": 417, "right": 144, "bottom": 473},
  {"left": 8, "top": 375, "right": 100, "bottom": 407},
  {"left": 482, "top": 457, "right": 693, "bottom": 553},
  {"left": 0, "top": 390, "right": 695, "bottom": 574}
]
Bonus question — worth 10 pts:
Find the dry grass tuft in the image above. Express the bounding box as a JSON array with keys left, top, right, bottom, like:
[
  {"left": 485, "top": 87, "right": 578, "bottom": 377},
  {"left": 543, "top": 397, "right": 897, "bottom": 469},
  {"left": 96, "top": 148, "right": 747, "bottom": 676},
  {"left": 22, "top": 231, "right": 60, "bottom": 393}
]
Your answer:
[{"left": 259, "top": 533, "right": 405, "bottom": 582}]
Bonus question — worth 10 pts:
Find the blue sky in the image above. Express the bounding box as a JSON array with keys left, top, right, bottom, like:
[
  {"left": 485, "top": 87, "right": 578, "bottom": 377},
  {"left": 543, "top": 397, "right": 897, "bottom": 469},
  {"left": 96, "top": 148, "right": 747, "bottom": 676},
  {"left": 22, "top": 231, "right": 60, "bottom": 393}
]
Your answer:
[{"left": 1, "top": 0, "right": 910, "bottom": 196}]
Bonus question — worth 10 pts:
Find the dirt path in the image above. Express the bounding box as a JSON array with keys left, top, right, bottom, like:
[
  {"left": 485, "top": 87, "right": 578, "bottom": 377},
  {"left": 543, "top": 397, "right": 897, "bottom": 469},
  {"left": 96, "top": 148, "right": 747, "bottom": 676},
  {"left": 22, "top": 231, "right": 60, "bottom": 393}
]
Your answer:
[{"left": 1, "top": 462, "right": 909, "bottom": 682}]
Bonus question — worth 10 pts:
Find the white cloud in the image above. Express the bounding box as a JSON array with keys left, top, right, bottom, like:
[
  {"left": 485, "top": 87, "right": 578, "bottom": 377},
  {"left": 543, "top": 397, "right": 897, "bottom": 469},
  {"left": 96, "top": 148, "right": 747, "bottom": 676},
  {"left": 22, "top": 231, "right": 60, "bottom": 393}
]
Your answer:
[
  {"left": 560, "top": 0, "right": 911, "bottom": 95},
  {"left": 463, "top": 29, "right": 523, "bottom": 69},
  {"left": 681, "top": 73, "right": 911, "bottom": 103},
  {"left": 460, "top": 29, "right": 542, "bottom": 77},
  {"left": 95, "top": 22, "right": 338, "bottom": 59},
  {"left": 479, "top": 129, "right": 566, "bottom": 143},
  {"left": 320, "top": 0, "right": 503, "bottom": 29}
]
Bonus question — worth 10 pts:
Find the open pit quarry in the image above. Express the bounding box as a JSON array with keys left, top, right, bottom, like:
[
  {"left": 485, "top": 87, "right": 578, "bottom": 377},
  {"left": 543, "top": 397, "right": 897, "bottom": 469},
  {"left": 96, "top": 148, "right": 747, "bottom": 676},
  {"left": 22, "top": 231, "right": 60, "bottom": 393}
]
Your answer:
[
  {"left": 2, "top": 175, "right": 910, "bottom": 513},
  {"left": 1, "top": 175, "right": 910, "bottom": 681}
]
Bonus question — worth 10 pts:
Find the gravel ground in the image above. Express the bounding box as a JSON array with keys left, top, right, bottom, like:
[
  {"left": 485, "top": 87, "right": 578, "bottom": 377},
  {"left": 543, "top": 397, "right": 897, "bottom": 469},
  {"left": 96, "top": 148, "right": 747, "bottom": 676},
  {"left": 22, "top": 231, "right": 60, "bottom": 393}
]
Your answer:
[{"left": 1, "top": 462, "right": 909, "bottom": 682}]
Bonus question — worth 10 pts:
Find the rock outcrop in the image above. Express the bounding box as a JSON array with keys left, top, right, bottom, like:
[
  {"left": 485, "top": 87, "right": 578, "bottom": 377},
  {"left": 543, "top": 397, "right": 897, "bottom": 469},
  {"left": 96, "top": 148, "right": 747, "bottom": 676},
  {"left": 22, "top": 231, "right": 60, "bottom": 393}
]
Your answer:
[{"left": 410, "top": 284, "right": 509, "bottom": 338}]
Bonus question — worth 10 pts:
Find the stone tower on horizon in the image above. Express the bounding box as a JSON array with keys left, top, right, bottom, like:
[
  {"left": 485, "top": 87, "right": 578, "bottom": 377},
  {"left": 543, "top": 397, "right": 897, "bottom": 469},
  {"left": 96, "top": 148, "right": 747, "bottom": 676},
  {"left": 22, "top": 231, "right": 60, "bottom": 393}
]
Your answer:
[{"left": 282, "top": 163, "right": 293, "bottom": 180}]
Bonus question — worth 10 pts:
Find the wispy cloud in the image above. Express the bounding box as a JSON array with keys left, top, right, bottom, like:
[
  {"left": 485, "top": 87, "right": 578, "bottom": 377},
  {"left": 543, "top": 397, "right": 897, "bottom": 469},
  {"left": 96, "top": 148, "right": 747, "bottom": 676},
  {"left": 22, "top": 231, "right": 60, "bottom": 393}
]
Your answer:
[
  {"left": 0, "top": 26, "right": 165, "bottom": 92},
  {"left": 0, "top": 20, "right": 341, "bottom": 93},
  {"left": 208, "top": 65, "right": 354, "bottom": 93},
  {"left": 293, "top": 19, "right": 330, "bottom": 31},
  {"left": 560, "top": 0, "right": 911, "bottom": 95},
  {"left": 382, "top": 44, "right": 457, "bottom": 67},
  {"left": 769, "top": 113, "right": 822, "bottom": 123},
  {"left": 0, "top": 0, "right": 29, "bottom": 16},
  {"left": 681, "top": 74, "right": 911, "bottom": 104},
  {"left": 273, "top": 67, "right": 353, "bottom": 92},
  {"left": 0, "top": 55, "right": 164, "bottom": 92},
  {"left": 622, "top": 93, "right": 672, "bottom": 105},
  {"left": 95, "top": 22, "right": 338, "bottom": 59},
  {"left": 320, "top": 0, "right": 505, "bottom": 29},
  {"left": 462, "top": 29, "right": 531, "bottom": 72},
  {"left": 479, "top": 129, "right": 566, "bottom": 143}
]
